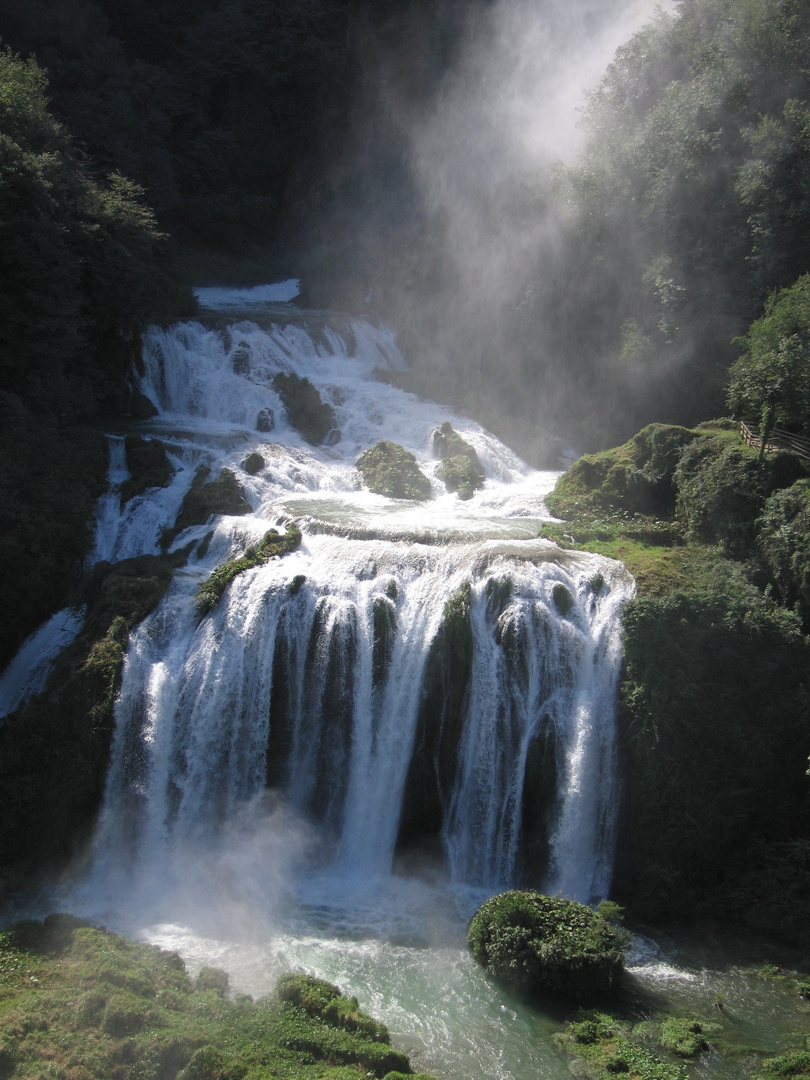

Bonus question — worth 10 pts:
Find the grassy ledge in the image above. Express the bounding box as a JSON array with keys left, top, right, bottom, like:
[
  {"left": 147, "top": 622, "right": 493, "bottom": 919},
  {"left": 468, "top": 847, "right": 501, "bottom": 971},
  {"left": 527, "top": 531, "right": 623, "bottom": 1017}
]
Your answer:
[
  {"left": 196, "top": 525, "right": 302, "bottom": 617},
  {"left": 0, "top": 914, "right": 437, "bottom": 1080}
]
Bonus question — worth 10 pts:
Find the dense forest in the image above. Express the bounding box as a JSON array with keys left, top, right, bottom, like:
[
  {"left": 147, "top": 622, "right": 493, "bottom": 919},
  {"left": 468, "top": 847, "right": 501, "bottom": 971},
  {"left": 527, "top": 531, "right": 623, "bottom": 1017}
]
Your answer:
[{"left": 3, "top": 0, "right": 810, "bottom": 444}]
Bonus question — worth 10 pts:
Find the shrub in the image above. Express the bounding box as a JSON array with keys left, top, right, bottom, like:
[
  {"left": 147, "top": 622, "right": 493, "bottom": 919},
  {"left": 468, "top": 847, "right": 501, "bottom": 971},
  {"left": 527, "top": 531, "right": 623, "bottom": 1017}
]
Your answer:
[
  {"left": 756, "top": 479, "right": 810, "bottom": 630},
  {"left": 467, "top": 891, "right": 624, "bottom": 999},
  {"left": 195, "top": 968, "right": 229, "bottom": 997}
]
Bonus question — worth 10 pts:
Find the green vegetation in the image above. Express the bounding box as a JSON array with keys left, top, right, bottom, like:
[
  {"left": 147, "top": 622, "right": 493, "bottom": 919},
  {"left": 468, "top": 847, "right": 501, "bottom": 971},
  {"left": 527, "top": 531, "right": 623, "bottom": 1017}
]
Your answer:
[
  {"left": 0, "top": 914, "right": 435, "bottom": 1080},
  {"left": 756, "top": 478, "right": 810, "bottom": 628},
  {"left": 467, "top": 892, "right": 624, "bottom": 999},
  {"left": 162, "top": 466, "right": 252, "bottom": 550},
  {"left": 546, "top": 423, "right": 810, "bottom": 944},
  {"left": 195, "top": 525, "right": 302, "bottom": 617},
  {"left": 0, "top": 394, "right": 109, "bottom": 668},
  {"left": 0, "top": 45, "right": 192, "bottom": 421},
  {"left": 556, "top": 1012, "right": 693, "bottom": 1079},
  {"left": 659, "top": 1017, "right": 716, "bottom": 1058},
  {"left": 727, "top": 274, "right": 810, "bottom": 439},
  {"left": 432, "top": 423, "right": 485, "bottom": 500},
  {"left": 356, "top": 442, "right": 432, "bottom": 501},
  {"left": 273, "top": 373, "right": 336, "bottom": 446},
  {"left": 757, "top": 1049, "right": 810, "bottom": 1078}
]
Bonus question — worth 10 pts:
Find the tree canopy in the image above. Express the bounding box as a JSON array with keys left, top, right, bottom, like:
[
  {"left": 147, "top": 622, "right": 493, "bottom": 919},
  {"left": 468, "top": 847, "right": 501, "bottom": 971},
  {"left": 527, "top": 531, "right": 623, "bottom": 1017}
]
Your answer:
[
  {"left": 727, "top": 273, "right": 810, "bottom": 435},
  {"left": 0, "top": 44, "right": 192, "bottom": 418}
]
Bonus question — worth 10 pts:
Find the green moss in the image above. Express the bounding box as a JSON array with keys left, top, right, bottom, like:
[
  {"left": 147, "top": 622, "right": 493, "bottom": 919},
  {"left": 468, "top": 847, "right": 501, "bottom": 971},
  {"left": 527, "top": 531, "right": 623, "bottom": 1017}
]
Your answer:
[
  {"left": 432, "top": 422, "right": 485, "bottom": 499},
  {"left": 195, "top": 968, "right": 229, "bottom": 997},
  {"left": 196, "top": 525, "right": 302, "bottom": 616},
  {"left": 758, "top": 1049, "right": 810, "bottom": 1077},
  {"left": 163, "top": 466, "right": 252, "bottom": 549},
  {"left": 356, "top": 441, "right": 432, "bottom": 500},
  {"left": 556, "top": 1012, "right": 688, "bottom": 1079},
  {"left": 0, "top": 550, "right": 188, "bottom": 889},
  {"left": 467, "top": 891, "right": 625, "bottom": 999},
  {"left": 121, "top": 434, "right": 173, "bottom": 503},
  {"left": 273, "top": 372, "right": 336, "bottom": 445},
  {"left": 0, "top": 917, "right": 433, "bottom": 1080},
  {"left": 660, "top": 1017, "right": 716, "bottom": 1057}
]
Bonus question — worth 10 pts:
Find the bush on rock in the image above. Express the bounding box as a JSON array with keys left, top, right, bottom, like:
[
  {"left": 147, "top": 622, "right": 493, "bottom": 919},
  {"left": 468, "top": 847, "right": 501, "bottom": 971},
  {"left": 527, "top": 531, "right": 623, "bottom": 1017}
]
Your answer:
[
  {"left": 467, "top": 891, "right": 624, "bottom": 999},
  {"left": 356, "top": 441, "right": 432, "bottom": 500}
]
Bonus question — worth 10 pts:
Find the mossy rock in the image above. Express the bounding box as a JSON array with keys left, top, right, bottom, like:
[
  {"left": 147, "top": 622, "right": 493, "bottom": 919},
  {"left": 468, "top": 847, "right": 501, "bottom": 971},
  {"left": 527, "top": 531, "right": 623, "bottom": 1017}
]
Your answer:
[
  {"left": 356, "top": 441, "right": 432, "bottom": 500},
  {"left": 552, "top": 583, "right": 574, "bottom": 615},
  {"left": 196, "top": 525, "right": 302, "bottom": 616},
  {"left": 163, "top": 466, "right": 252, "bottom": 548},
  {"left": 195, "top": 968, "right": 229, "bottom": 997},
  {"left": 467, "top": 891, "right": 624, "bottom": 999},
  {"left": 121, "top": 435, "right": 173, "bottom": 503},
  {"left": 557, "top": 1011, "right": 687, "bottom": 1079},
  {"left": 273, "top": 372, "right": 335, "bottom": 444},
  {"left": 241, "top": 451, "right": 265, "bottom": 475},
  {"left": 549, "top": 422, "right": 700, "bottom": 518},
  {"left": 0, "top": 550, "right": 188, "bottom": 886},
  {"left": 432, "top": 422, "right": 485, "bottom": 499}
]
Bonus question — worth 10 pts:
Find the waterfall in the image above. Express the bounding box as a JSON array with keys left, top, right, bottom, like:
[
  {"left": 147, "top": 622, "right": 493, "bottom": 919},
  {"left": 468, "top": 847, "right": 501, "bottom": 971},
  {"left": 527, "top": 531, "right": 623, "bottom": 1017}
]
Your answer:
[{"left": 12, "top": 295, "right": 634, "bottom": 906}]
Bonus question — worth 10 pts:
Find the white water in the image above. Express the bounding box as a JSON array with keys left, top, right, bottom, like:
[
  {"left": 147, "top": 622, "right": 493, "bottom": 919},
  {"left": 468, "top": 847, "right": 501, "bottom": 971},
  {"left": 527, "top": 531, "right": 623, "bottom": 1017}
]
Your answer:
[{"left": 6, "top": 293, "right": 640, "bottom": 1078}]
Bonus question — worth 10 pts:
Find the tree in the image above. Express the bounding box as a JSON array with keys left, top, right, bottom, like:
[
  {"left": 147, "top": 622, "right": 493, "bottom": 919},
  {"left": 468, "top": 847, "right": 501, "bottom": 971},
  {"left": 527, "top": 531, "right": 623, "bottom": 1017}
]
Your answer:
[
  {"left": 727, "top": 273, "right": 810, "bottom": 438},
  {"left": 0, "top": 44, "right": 192, "bottom": 417}
]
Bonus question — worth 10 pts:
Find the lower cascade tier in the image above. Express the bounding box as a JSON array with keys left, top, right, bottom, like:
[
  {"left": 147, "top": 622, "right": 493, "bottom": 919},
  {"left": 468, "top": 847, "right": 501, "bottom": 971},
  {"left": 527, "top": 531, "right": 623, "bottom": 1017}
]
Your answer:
[{"left": 94, "top": 532, "right": 631, "bottom": 903}]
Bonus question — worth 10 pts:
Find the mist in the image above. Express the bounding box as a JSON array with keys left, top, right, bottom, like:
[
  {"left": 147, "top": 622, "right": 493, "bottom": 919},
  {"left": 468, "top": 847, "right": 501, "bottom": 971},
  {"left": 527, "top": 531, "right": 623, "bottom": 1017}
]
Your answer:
[{"left": 299, "top": 0, "right": 679, "bottom": 458}]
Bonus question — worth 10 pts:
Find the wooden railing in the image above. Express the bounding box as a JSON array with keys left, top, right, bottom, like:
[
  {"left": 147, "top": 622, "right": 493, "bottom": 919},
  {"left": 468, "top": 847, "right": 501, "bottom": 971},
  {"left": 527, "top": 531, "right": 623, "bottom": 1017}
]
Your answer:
[{"left": 740, "top": 420, "right": 810, "bottom": 463}]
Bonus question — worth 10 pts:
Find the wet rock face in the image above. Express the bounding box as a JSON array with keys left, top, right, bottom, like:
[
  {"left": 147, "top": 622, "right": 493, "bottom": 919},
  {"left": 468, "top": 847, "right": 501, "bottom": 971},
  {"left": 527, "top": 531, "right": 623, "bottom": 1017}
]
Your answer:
[
  {"left": 273, "top": 372, "right": 335, "bottom": 444},
  {"left": 356, "top": 441, "right": 432, "bottom": 500},
  {"left": 121, "top": 435, "right": 173, "bottom": 503},
  {"left": 256, "top": 408, "right": 275, "bottom": 433}
]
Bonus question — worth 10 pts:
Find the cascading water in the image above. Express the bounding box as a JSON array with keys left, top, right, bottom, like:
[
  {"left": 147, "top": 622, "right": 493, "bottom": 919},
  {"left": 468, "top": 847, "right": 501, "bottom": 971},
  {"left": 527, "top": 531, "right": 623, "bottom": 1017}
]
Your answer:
[
  {"left": 9, "top": 287, "right": 644, "bottom": 1079},
  {"left": 79, "top": 290, "right": 632, "bottom": 909}
]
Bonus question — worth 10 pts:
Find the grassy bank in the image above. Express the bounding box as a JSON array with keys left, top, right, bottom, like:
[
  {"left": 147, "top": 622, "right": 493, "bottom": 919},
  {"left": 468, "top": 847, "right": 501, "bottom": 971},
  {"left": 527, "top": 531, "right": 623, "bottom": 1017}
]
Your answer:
[{"left": 0, "top": 914, "right": 436, "bottom": 1080}]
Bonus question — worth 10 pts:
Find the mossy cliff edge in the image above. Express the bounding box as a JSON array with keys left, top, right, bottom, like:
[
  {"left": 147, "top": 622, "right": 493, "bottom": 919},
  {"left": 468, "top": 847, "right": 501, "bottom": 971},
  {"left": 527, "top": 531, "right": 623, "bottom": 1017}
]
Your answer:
[{"left": 544, "top": 421, "right": 810, "bottom": 946}]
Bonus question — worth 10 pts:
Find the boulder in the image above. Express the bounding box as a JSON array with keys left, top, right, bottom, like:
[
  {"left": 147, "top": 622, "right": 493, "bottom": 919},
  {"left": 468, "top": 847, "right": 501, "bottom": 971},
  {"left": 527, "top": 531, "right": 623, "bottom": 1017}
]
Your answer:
[
  {"left": 432, "top": 422, "right": 484, "bottom": 499},
  {"left": 356, "top": 441, "right": 432, "bottom": 500},
  {"left": 273, "top": 372, "right": 335, "bottom": 445}
]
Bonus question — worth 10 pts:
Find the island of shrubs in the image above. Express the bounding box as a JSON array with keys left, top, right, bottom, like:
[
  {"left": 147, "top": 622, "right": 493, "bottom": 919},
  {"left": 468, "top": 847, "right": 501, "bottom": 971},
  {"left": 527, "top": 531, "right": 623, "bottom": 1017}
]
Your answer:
[{"left": 467, "top": 891, "right": 625, "bottom": 999}]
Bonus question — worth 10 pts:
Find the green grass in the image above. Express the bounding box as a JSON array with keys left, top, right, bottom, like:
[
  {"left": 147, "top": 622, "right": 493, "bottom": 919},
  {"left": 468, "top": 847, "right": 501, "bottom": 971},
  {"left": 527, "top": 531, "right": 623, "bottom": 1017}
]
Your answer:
[{"left": 0, "top": 914, "right": 436, "bottom": 1080}]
